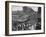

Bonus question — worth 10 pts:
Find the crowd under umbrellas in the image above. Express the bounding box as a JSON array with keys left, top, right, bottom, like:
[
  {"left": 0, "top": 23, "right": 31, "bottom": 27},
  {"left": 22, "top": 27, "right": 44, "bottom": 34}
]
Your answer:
[{"left": 12, "top": 6, "right": 41, "bottom": 31}]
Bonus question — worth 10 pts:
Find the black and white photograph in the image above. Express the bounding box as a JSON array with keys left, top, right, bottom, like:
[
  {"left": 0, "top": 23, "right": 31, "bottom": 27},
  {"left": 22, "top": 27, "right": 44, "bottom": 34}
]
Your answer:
[
  {"left": 5, "top": 1, "right": 45, "bottom": 36},
  {"left": 12, "top": 5, "right": 41, "bottom": 31}
]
